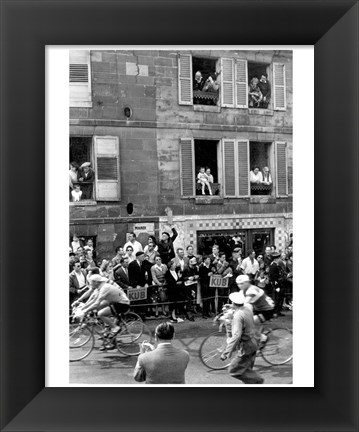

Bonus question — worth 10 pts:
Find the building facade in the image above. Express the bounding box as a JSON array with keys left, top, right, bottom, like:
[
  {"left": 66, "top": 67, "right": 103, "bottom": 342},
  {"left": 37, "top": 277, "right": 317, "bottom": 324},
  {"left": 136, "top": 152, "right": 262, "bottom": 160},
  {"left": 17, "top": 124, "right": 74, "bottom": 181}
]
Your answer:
[{"left": 69, "top": 49, "right": 292, "bottom": 259}]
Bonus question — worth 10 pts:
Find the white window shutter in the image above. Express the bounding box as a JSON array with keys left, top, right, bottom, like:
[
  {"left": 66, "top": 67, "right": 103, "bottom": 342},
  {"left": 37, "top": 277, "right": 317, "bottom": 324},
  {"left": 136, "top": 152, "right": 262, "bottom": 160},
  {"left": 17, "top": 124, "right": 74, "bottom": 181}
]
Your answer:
[
  {"left": 70, "top": 50, "right": 92, "bottom": 107},
  {"left": 222, "top": 139, "right": 237, "bottom": 197},
  {"left": 237, "top": 140, "right": 250, "bottom": 197},
  {"left": 94, "top": 136, "right": 120, "bottom": 201},
  {"left": 178, "top": 54, "right": 193, "bottom": 105},
  {"left": 235, "top": 59, "right": 248, "bottom": 108},
  {"left": 180, "top": 138, "right": 195, "bottom": 197},
  {"left": 275, "top": 141, "right": 288, "bottom": 196},
  {"left": 273, "top": 63, "right": 286, "bottom": 110},
  {"left": 220, "top": 58, "right": 234, "bottom": 108}
]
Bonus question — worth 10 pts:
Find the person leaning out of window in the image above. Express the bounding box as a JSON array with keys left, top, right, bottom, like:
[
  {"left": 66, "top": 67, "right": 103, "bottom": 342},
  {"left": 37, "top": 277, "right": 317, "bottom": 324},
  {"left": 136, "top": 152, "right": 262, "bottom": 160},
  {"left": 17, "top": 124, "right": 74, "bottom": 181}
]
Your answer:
[{"left": 261, "top": 167, "right": 272, "bottom": 185}]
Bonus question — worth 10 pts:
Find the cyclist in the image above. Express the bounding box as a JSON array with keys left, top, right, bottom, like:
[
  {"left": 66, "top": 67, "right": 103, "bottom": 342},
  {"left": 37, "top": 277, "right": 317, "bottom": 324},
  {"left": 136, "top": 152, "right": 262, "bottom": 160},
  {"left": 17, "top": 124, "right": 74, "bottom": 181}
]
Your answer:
[
  {"left": 73, "top": 274, "right": 130, "bottom": 337},
  {"left": 235, "top": 274, "right": 275, "bottom": 344}
]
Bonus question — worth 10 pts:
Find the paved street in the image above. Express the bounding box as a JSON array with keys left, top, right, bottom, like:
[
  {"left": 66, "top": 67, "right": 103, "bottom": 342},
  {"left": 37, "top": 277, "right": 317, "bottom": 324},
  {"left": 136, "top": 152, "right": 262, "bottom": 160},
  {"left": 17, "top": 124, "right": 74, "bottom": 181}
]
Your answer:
[{"left": 70, "top": 311, "right": 292, "bottom": 385}]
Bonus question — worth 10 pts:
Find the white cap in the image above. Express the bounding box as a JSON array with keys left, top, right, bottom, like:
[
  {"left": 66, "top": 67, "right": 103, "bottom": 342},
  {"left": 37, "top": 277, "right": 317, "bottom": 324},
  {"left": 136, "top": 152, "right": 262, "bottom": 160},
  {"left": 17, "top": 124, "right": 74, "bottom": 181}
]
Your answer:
[
  {"left": 89, "top": 274, "right": 107, "bottom": 283},
  {"left": 229, "top": 291, "right": 245, "bottom": 305},
  {"left": 236, "top": 275, "right": 250, "bottom": 284}
]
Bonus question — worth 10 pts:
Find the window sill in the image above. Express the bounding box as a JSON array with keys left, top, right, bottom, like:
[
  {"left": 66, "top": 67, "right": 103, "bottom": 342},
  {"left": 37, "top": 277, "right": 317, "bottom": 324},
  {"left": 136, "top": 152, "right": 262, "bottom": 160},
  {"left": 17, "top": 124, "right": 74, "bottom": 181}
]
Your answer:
[
  {"left": 248, "top": 108, "right": 273, "bottom": 116},
  {"left": 193, "top": 105, "right": 221, "bottom": 113},
  {"left": 250, "top": 196, "right": 276, "bottom": 204},
  {"left": 194, "top": 196, "right": 224, "bottom": 205},
  {"left": 69, "top": 200, "right": 97, "bottom": 206},
  {"left": 70, "top": 101, "right": 93, "bottom": 108}
]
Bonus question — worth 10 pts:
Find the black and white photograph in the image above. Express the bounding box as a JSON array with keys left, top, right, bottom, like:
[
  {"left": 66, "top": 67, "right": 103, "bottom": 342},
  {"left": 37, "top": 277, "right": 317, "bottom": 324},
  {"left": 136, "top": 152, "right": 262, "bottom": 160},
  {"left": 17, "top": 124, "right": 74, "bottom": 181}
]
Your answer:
[{"left": 67, "top": 48, "right": 297, "bottom": 385}]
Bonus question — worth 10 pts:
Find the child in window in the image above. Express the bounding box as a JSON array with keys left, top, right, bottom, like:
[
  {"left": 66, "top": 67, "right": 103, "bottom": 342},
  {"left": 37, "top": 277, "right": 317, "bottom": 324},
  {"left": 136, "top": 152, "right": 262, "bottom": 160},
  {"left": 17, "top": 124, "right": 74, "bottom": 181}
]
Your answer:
[
  {"left": 71, "top": 184, "right": 82, "bottom": 202},
  {"left": 248, "top": 77, "right": 263, "bottom": 108},
  {"left": 197, "top": 167, "right": 213, "bottom": 195}
]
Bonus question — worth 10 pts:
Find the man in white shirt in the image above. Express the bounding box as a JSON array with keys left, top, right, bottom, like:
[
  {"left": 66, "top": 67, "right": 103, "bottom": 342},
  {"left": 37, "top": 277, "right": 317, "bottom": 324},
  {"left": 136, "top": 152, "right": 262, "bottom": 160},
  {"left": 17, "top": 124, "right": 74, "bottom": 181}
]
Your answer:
[
  {"left": 123, "top": 232, "right": 143, "bottom": 255},
  {"left": 174, "top": 247, "right": 189, "bottom": 272},
  {"left": 240, "top": 250, "right": 260, "bottom": 282},
  {"left": 250, "top": 167, "right": 263, "bottom": 184}
]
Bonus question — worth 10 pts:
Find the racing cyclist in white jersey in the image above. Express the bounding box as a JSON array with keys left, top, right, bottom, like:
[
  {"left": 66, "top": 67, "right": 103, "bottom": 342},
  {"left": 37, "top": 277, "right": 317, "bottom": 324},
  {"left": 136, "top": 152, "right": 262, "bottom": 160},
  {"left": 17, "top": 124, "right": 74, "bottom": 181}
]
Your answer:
[{"left": 235, "top": 274, "right": 275, "bottom": 344}]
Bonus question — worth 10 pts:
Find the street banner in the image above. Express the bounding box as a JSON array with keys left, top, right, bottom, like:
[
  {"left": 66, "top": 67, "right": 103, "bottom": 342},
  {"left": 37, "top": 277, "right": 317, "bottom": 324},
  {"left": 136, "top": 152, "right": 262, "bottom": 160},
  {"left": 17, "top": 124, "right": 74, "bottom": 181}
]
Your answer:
[
  {"left": 209, "top": 275, "right": 229, "bottom": 288},
  {"left": 127, "top": 287, "right": 147, "bottom": 302}
]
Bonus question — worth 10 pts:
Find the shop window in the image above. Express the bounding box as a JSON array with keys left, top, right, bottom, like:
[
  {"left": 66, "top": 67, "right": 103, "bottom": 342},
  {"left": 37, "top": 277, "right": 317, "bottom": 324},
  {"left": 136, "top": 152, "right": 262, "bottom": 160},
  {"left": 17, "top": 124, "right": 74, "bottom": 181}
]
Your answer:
[
  {"left": 197, "top": 230, "right": 247, "bottom": 260},
  {"left": 249, "top": 141, "right": 273, "bottom": 195},
  {"left": 192, "top": 57, "right": 220, "bottom": 106}
]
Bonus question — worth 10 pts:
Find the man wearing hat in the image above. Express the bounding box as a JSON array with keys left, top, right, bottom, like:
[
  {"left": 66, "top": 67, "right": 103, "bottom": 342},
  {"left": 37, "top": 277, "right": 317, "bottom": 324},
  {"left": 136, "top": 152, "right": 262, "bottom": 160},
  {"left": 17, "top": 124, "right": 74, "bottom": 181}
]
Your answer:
[
  {"left": 227, "top": 248, "right": 243, "bottom": 293},
  {"left": 269, "top": 251, "right": 286, "bottom": 317},
  {"left": 77, "top": 162, "right": 95, "bottom": 199},
  {"left": 73, "top": 274, "right": 130, "bottom": 338},
  {"left": 221, "top": 291, "right": 264, "bottom": 384}
]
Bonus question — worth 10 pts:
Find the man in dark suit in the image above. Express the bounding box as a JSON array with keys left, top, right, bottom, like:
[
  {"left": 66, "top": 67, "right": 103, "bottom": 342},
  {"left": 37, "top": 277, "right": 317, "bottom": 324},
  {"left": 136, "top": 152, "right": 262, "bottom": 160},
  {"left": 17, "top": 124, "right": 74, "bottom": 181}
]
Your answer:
[
  {"left": 113, "top": 257, "right": 131, "bottom": 290},
  {"left": 134, "top": 322, "right": 190, "bottom": 384},
  {"left": 128, "top": 251, "right": 148, "bottom": 288},
  {"left": 128, "top": 251, "right": 148, "bottom": 317}
]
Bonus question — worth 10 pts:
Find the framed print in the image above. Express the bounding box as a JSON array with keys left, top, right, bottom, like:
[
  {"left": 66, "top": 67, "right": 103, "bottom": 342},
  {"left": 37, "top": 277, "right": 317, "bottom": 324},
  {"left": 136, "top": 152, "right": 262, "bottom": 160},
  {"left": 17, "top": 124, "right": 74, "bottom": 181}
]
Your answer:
[{"left": 1, "top": 1, "right": 358, "bottom": 431}]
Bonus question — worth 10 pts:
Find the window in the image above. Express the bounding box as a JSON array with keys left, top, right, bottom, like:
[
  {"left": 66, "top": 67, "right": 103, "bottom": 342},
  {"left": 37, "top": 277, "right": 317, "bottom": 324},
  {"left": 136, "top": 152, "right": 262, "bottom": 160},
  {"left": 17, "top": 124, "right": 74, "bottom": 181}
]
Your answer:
[
  {"left": 194, "top": 140, "right": 221, "bottom": 195},
  {"left": 250, "top": 141, "right": 273, "bottom": 195},
  {"left": 69, "top": 50, "right": 92, "bottom": 107},
  {"left": 180, "top": 138, "right": 221, "bottom": 197},
  {"left": 248, "top": 62, "right": 271, "bottom": 109},
  {"left": 178, "top": 54, "right": 286, "bottom": 111},
  {"left": 69, "top": 135, "right": 121, "bottom": 203},
  {"left": 180, "top": 138, "right": 288, "bottom": 199},
  {"left": 192, "top": 57, "right": 219, "bottom": 106}
]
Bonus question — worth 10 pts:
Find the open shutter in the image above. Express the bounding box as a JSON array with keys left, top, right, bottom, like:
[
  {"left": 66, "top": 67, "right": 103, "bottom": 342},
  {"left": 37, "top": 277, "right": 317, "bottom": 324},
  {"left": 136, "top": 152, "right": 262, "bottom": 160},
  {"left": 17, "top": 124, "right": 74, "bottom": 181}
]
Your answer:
[
  {"left": 180, "top": 138, "right": 195, "bottom": 197},
  {"left": 222, "top": 139, "right": 236, "bottom": 197},
  {"left": 237, "top": 140, "right": 250, "bottom": 197},
  {"left": 273, "top": 63, "right": 286, "bottom": 110},
  {"left": 235, "top": 59, "right": 248, "bottom": 108},
  {"left": 178, "top": 54, "right": 193, "bottom": 105},
  {"left": 69, "top": 50, "right": 92, "bottom": 107},
  {"left": 94, "top": 136, "right": 120, "bottom": 201},
  {"left": 275, "top": 141, "right": 288, "bottom": 197},
  {"left": 220, "top": 58, "right": 234, "bottom": 108}
]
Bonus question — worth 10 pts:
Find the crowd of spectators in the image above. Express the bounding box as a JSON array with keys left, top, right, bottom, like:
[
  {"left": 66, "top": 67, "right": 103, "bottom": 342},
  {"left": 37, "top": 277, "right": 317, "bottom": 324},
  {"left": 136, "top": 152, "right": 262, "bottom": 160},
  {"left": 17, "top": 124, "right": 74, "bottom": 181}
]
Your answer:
[{"left": 69, "top": 228, "right": 293, "bottom": 323}]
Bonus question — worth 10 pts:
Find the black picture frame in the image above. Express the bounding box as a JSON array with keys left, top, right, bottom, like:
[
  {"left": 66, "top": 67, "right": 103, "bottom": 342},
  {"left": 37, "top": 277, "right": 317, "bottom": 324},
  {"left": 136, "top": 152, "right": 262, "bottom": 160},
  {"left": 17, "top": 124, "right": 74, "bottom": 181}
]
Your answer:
[{"left": 1, "top": 1, "right": 358, "bottom": 431}]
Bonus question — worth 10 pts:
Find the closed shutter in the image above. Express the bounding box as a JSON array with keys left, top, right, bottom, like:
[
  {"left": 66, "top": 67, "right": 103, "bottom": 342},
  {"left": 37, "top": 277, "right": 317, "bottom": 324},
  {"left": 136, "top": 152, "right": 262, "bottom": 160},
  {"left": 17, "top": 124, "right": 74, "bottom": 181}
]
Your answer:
[
  {"left": 237, "top": 140, "right": 250, "bottom": 197},
  {"left": 235, "top": 59, "right": 248, "bottom": 108},
  {"left": 223, "top": 139, "right": 236, "bottom": 197},
  {"left": 275, "top": 141, "right": 288, "bottom": 196},
  {"left": 180, "top": 138, "right": 195, "bottom": 197},
  {"left": 178, "top": 54, "right": 193, "bottom": 105},
  {"left": 220, "top": 58, "right": 234, "bottom": 108},
  {"left": 69, "top": 50, "right": 92, "bottom": 107},
  {"left": 94, "top": 136, "right": 120, "bottom": 201},
  {"left": 273, "top": 63, "right": 286, "bottom": 110}
]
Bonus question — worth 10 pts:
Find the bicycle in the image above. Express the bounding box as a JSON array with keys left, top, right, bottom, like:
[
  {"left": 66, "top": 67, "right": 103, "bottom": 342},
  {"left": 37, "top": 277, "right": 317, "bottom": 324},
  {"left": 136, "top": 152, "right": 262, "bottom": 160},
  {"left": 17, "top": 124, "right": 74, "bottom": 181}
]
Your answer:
[
  {"left": 70, "top": 309, "right": 148, "bottom": 362},
  {"left": 199, "top": 314, "right": 292, "bottom": 370}
]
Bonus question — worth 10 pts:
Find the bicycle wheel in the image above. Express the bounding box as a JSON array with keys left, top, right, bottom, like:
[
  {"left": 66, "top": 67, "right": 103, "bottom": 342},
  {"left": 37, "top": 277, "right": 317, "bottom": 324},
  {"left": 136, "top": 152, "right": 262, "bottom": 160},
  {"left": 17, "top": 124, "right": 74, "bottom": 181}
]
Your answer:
[
  {"left": 121, "top": 312, "right": 144, "bottom": 341},
  {"left": 260, "top": 327, "right": 293, "bottom": 366},
  {"left": 70, "top": 325, "right": 94, "bottom": 361},
  {"left": 199, "top": 331, "right": 231, "bottom": 370},
  {"left": 116, "top": 323, "right": 152, "bottom": 356}
]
